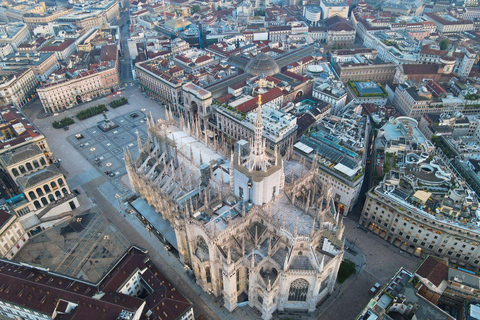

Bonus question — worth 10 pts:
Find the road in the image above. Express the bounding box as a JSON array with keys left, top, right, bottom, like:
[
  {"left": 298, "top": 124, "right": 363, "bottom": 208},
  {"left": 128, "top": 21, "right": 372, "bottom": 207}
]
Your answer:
[{"left": 116, "top": 4, "right": 134, "bottom": 84}]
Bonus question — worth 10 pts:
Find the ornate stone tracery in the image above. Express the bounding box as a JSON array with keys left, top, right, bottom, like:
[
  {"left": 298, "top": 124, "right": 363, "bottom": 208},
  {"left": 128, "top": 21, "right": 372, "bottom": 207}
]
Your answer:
[{"left": 125, "top": 102, "right": 344, "bottom": 320}]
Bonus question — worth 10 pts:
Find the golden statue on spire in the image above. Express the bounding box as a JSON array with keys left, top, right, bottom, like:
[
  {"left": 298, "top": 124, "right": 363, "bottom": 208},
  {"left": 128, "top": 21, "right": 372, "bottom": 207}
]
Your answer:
[{"left": 258, "top": 94, "right": 262, "bottom": 106}]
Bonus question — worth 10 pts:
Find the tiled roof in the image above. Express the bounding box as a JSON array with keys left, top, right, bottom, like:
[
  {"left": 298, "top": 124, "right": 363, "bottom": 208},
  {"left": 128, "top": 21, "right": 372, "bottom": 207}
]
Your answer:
[
  {"left": 40, "top": 39, "right": 75, "bottom": 52},
  {"left": 0, "top": 246, "right": 192, "bottom": 320},
  {"left": 416, "top": 256, "right": 448, "bottom": 287},
  {"left": 0, "top": 144, "right": 43, "bottom": 167},
  {"left": 402, "top": 64, "right": 440, "bottom": 75},
  {"left": 0, "top": 210, "right": 12, "bottom": 229}
]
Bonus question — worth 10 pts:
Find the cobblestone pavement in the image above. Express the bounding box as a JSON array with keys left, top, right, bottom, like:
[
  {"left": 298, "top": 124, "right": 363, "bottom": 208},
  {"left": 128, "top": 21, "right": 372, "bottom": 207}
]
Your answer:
[{"left": 316, "top": 217, "right": 421, "bottom": 320}]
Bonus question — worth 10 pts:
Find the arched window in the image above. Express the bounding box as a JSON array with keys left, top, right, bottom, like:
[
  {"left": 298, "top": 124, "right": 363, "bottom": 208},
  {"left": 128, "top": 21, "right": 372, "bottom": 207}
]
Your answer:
[
  {"left": 33, "top": 201, "right": 41, "bottom": 209},
  {"left": 41, "top": 197, "right": 48, "bottom": 206},
  {"left": 36, "top": 188, "right": 44, "bottom": 196},
  {"left": 195, "top": 236, "right": 210, "bottom": 262},
  {"left": 33, "top": 160, "right": 39, "bottom": 168},
  {"left": 26, "top": 162, "right": 33, "bottom": 171},
  {"left": 44, "top": 185, "right": 51, "bottom": 193},
  {"left": 288, "top": 278, "right": 309, "bottom": 302},
  {"left": 55, "top": 191, "right": 61, "bottom": 198},
  {"left": 62, "top": 187, "right": 68, "bottom": 195},
  {"left": 40, "top": 158, "right": 46, "bottom": 166},
  {"left": 50, "top": 181, "right": 57, "bottom": 189},
  {"left": 19, "top": 165, "right": 26, "bottom": 174},
  {"left": 48, "top": 194, "right": 55, "bottom": 202},
  {"left": 11, "top": 168, "right": 19, "bottom": 177},
  {"left": 28, "top": 191, "right": 36, "bottom": 200},
  {"left": 58, "top": 178, "right": 64, "bottom": 187}
]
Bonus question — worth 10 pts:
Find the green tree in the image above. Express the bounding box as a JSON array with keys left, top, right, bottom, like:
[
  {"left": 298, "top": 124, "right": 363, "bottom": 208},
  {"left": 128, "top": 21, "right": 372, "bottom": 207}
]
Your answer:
[
  {"left": 439, "top": 39, "right": 449, "bottom": 50},
  {"left": 191, "top": 4, "right": 200, "bottom": 14},
  {"left": 337, "top": 259, "right": 356, "bottom": 283},
  {"left": 217, "top": 5, "right": 222, "bottom": 10}
]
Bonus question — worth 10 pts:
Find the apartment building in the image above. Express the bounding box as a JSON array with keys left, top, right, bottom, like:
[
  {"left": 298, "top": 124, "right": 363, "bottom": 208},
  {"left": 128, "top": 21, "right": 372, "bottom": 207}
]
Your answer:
[
  {"left": 0, "top": 246, "right": 194, "bottom": 320},
  {"left": 215, "top": 101, "right": 298, "bottom": 154},
  {"left": 136, "top": 58, "right": 184, "bottom": 108},
  {"left": 0, "top": 52, "right": 59, "bottom": 82},
  {"left": 361, "top": 119, "right": 480, "bottom": 269},
  {"left": 57, "top": 12, "right": 105, "bottom": 30},
  {"left": 418, "top": 45, "right": 476, "bottom": 78},
  {"left": 0, "top": 68, "right": 38, "bottom": 109},
  {"left": 361, "top": 184, "right": 480, "bottom": 270},
  {"left": 39, "top": 38, "right": 77, "bottom": 62},
  {"left": 37, "top": 67, "right": 119, "bottom": 113},
  {"left": 333, "top": 60, "right": 396, "bottom": 84},
  {"left": 22, "top": 8, "right": 73, "bottom": 29},
  {"left": 0, "top": 22, "right": 30, "bottom": 50},
  {"left": 425, "top": 13, "right": 474, "bottom": 34},
  {"left": 0, "top": 206, "right": 28, "bottom": 259},
  {"left": 295, "top": 105, "right": 370, "bottom": 214},
  {"left": 312, "top": 79, "right": 347, "bottom": 115},
  {"left": 0, "top": 106, "right": 49, "bottom": 159}
]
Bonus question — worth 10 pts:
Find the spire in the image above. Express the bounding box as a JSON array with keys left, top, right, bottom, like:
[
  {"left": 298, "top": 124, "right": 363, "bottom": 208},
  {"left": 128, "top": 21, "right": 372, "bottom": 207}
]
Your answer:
[
  {"left": 254, "top": 225, "right": 258, "bottom": 247},
  {"left": 294, "top": 217, "right": 299, "bottom": 237},
  {"left": 253, "top": 95, "right": 264, "bottom": 157},
  {"left": 267, "top": 279, "right": 272, "bottom": 291},
  {"left": 268, "top": 236, "right": 272, "bottom": 256},
  {"left": 310, "top": 217, "right": 316, "bottom": 238},
  {"left": 251, "top": 250, "right": 255, "bottom": 269},
  {"left": 229, "top": 152, "right": 235, "bottom": 190},
  {"left": 242, "top": 200, "right": 246, "bottom": 216},
  {"left": 204, "top": 187, "right": 209, "bottom": 208},
  {"left": 227, "top": 246, "right": 232, "bottom": 264},
  {"left": 242, "top": 237, "right": 245, "bottom": 256},
  {"left": 136, "top": 131, "right": 143, "bottom": 153}
]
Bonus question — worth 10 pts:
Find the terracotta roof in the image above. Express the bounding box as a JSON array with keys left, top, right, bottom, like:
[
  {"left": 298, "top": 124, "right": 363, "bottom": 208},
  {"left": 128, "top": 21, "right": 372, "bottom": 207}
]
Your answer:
[
  {"left": 0, "top": 246, "right": 192, "bottom": 320},
  {"left": 100, "top": 44, "right": 117, "bottom": 62},
  {"left": 402, "top": 64, "right": 440, "bottom": 75},
  {"left": 416, "top": 256, "right": 448, "bottom": 287},
  {"left": 40, "top": 39, "right": 75, "bottom": 52},
  {"left": 325, "top": 15, "right": 348, "bottom": 28},
  {"left": 0, "top": 210, "right": 12, "bottom": 228},
  {"left": 195, "top": 55, "right": 212, "bottom": 64},
  {"left": 329, "top": 22, "right": 355, "bottom": 32},
  {"left": 216, "top": 93, "right": 233, "bottom": 104}
]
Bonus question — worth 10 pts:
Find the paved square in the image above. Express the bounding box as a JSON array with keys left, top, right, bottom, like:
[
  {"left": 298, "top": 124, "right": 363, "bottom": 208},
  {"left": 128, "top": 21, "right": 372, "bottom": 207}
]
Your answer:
[{"left": 67, "top": 112, "right": 149, "bottom": 193}]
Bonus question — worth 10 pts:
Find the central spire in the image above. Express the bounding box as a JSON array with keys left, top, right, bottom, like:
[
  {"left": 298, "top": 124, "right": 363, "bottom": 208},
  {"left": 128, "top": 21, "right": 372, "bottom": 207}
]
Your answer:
[{"left": 253, "top": 95, "right": 264, "bottom": 157}]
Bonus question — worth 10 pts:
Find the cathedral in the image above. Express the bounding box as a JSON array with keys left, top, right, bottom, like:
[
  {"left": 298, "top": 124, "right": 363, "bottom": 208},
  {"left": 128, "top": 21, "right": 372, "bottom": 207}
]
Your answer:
[{"left": 125, "top": 97, "right": 345, "bottom": 319}]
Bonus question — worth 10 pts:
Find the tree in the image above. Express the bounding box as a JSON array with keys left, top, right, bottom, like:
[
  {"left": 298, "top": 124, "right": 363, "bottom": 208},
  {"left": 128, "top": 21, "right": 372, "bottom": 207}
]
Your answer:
[
  {"left": 439, "top": 39, "right": 449, "bottom": 51},
  {"left": 191, "top": 4, "right": 200, "bottom": 14},
  {"left": 337, "top": 259, "right": 356, "bottom": 283},
  {"left": 217, "top": 5, "right": 222, "bottom": 10}
]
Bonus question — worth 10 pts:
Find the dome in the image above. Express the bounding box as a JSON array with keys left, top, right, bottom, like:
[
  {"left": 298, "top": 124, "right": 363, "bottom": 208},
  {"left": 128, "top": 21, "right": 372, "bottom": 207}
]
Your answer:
[{"left": 244, "top": 54, "right": 280, "bottom": 76}]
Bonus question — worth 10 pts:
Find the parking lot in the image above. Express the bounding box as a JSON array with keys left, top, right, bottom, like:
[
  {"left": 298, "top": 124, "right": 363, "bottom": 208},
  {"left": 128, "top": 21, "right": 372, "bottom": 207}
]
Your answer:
[{"left": 67, "top": 112, "right": 149, "bottom": 193}]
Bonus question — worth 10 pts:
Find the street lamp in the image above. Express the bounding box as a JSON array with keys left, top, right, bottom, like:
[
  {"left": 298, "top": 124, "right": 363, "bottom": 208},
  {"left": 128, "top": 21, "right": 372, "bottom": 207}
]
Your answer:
[{"left": 90, "top": 147, "right": 96, "bottom": 159}]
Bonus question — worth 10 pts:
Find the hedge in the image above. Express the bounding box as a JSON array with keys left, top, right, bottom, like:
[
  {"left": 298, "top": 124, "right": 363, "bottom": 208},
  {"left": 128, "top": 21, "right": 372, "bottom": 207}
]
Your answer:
[
  {"left": 76, "top": 104, "right": 108, "bottom": 120},
  {"left": 52, "top": 117, "right": 74, "bottom": 129},
  {"left": 109, "top": 97, "right": 128, "bottom": 109}
]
